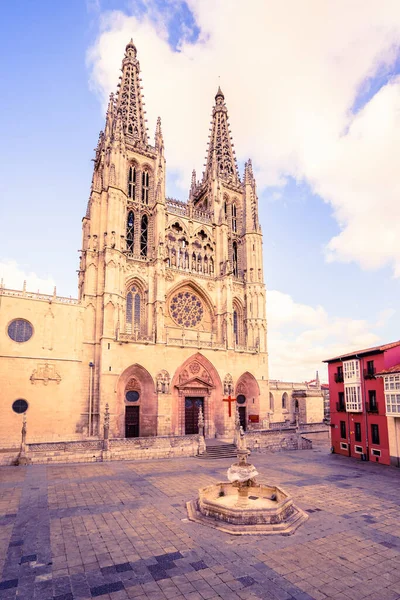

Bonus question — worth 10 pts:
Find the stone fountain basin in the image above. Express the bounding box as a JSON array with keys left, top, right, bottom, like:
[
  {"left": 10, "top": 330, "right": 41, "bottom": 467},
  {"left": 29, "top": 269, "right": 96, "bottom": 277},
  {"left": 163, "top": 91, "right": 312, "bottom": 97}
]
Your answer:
[{"left": 198, "top": 482, "right": 294, "bottom": 525}]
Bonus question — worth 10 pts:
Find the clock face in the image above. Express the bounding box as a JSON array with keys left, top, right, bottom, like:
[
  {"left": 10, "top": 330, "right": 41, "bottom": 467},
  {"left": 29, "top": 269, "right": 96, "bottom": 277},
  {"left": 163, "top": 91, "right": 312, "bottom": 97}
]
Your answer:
[{"left": 170, "top": 291, "right": 204, "bottom": 328}]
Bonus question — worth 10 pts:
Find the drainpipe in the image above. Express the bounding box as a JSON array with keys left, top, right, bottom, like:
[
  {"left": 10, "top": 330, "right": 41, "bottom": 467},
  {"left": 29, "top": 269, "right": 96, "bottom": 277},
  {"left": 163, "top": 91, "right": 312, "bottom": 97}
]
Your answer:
[
  {"left": 89, "top": 362, "right": 95, "bottom": 436},
  {"left": 360, "top": 356, "right": 369, "bottom": 460}
]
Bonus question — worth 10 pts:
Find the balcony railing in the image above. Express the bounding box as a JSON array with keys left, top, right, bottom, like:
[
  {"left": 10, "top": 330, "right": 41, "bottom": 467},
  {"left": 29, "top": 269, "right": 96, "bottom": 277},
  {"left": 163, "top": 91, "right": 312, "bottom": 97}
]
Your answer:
[
  {"left": 364, "top": 368, "right": 376, "bottom": 379},
  {"left": 334, "top": 372, "right": 344, "bottom": 383},
  {"left": 336, "top": 402, "right": 346, "bottom": 412},
  {"left": 366, "top": 402, "right": 379, "bottom": 414}
]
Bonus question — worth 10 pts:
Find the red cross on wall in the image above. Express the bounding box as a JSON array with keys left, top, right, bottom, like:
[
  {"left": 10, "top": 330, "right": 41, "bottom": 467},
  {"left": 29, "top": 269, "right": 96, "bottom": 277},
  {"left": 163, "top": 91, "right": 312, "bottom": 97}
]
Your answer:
[{"left": 223, "top": 395, "right": 236, "bottom": 417}]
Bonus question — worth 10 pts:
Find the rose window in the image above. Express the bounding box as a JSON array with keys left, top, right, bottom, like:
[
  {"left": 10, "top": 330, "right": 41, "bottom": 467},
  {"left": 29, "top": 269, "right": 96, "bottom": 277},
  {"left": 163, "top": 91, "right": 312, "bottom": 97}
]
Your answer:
[{"left": 170, "top": 291, "right": 204, "bottom": 328}]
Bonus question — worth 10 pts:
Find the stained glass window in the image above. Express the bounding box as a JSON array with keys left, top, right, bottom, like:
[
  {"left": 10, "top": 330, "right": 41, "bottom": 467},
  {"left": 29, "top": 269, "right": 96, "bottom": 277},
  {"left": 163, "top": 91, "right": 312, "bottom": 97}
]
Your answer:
[
  {"left": 126, "top": 286, "right": 141, "bottom": 331},
  {"left": 8, "top": 319, "right": 33, "bottom": 343},
  {"left": 170, "top": 291, "right": 204, "bottom": 328},
  {"left": 12, "top": 399, "right": 28, "bottom": 413}
]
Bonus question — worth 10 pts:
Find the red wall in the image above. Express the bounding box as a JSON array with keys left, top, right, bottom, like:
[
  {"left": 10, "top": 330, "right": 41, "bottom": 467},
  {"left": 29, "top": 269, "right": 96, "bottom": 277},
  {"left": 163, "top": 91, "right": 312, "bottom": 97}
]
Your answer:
[{"left": 328, "top": 350, "right": 395, "bottom": 466}]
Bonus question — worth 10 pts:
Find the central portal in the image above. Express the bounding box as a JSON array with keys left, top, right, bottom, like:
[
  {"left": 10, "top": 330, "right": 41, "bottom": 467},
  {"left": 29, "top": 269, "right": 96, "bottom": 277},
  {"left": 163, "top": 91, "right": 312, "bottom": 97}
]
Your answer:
[{"left": 185, "top": 397, "right": 204, "bottom": 434}]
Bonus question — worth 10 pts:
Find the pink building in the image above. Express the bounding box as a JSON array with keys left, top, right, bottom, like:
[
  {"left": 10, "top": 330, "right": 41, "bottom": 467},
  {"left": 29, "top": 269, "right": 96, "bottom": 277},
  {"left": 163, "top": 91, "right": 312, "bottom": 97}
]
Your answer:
[{"left": 324, "top": 341, "right": 400, "bottom": 467}]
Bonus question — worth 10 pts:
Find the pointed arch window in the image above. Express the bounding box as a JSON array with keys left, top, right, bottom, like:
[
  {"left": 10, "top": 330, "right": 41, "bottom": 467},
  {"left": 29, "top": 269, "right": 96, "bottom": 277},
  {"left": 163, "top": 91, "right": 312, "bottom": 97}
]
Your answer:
[
  {"left": 233, "top": 241, "right": 238, "bottom": 277},
  {"left": 232, "top": 203, "right": 237, "bottom": 232},
  {"left": 126, "top": 286, "right": 141, "bottom": 333},
  {"left": 140, "top": 214, "right": 148, "bottom": 257},
  {"left": 142, "top": 170, "right": 149, "bottom": 204},
  {"left": 128, "top": 166, "right": 136, "bottom": 199},
  {"left": 126, "top": 211, "right": 134, "bottom": 252},
  {"left": 233, "top": 310, "right": 238, "bottom": 345}
]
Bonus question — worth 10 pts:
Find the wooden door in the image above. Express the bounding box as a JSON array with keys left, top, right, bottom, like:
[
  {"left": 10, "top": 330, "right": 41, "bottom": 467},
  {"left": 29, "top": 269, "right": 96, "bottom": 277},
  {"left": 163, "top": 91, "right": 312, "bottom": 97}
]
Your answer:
[
  {"left": 238, "top": 406, "right": 247, "bottom": 431},
  {"left": 185, "top": 397, "right": 203, "bottom": 435},
  {"left": 125, "top": 406, "right": 139, "bottom": 438}
]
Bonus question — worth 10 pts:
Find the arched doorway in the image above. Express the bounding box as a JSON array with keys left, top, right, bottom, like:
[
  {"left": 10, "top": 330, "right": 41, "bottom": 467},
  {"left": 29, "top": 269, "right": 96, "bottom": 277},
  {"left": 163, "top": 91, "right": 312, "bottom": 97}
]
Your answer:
[
  {"left": 116, "top": 364, "right": 157, "bottom": 438},
  {"left": 236, "top": 372, "right": 261, "bottom": 431},
  {"left": 171, "top": 353, "right": 222, "bottom": 438}
]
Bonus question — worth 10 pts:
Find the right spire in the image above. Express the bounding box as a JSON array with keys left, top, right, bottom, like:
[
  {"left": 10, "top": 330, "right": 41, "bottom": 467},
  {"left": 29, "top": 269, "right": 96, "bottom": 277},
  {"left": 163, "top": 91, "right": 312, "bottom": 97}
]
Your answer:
[
  {"left": 203, "top": 87, "right": 240, "bottom": 184},
  {"left": 115, "top": 39, "right": 148, "bottom": 144}
]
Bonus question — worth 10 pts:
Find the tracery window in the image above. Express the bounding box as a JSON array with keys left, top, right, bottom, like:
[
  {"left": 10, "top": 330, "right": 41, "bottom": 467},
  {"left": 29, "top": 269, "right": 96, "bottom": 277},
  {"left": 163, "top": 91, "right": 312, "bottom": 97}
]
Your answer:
[
  {"left": 126, "top": 211, "right": 134, "bottom": 252},
  {"left": 233, "top": 242, "right": 238, "bottom": 277},
  {"left": 126, "top": 286, "right": 141, "bottom": 332},
  {"left": 140, "top": 214, "right": 148, "bottom": 257},
  {"left": 142, "top": 170, "right": 149, "bottom": 204},
  {"left": 232, "top": 203, "right": 237, "bottom": 232},
  {"left": 128, "top": 166, "right": 136, "bottom": 199}
]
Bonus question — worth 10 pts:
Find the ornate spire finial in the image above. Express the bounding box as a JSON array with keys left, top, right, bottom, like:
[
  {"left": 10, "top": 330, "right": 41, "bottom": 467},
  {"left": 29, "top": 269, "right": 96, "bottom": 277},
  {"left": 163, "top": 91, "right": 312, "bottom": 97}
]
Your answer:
[
  {"left": 115, "top": 40, "right": 147, "bottom": 143},
  {"left": 215, "top": 86, "right": 224, "bottom": 100},
  {"left": 125, "top": 38, "right": 137, "bottom": 57},
  {"left": 202, "top": 88, "right": 239, "bottom": 184}
]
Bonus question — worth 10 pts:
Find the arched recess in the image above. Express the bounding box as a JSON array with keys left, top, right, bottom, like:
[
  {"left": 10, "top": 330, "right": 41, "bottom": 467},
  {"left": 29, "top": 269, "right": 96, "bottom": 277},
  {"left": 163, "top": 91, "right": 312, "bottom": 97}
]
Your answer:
[
  {"left": 269, "top": 392, "right": 275, "bottom": 412},
  {"left": 124, "top": 277, "right": 147, "bottom": 335},
  {"left": 165, "top": 280, "right": 215, "bottom": 333},
  {"left": 235, "top": 371, "right": 261, "bottom": 430},
  {"left": 115, "top": 363, "right": 157, "bottom": 438},
  {"left": 282, "top": 392, "right": 289, "bottom": 410},
  {"left": 232, "top": 298, "right": 245, "bottom": 346},
  {"left": 170, "top": 352, "right": 223, "bottom": 438}
]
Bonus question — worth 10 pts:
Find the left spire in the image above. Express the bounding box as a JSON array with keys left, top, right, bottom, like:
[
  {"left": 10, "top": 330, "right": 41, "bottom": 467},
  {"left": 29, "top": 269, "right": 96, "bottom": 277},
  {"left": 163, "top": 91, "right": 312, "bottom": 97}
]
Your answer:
[{"left": 115, "top": 39, "right": 148, "bottom": 144}]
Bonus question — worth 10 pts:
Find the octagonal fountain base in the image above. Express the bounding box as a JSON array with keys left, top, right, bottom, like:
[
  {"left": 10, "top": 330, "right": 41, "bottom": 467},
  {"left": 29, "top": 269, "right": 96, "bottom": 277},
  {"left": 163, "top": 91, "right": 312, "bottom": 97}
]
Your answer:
[{"left": 186, "top": 481, "right": 308, "bottom": 536}]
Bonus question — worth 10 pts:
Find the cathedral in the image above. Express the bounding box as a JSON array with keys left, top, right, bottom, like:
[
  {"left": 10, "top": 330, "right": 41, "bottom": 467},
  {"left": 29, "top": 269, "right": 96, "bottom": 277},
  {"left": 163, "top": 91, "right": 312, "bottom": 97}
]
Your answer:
[{"left": 0, "top": 41, "right": 270, "bottom": 446}]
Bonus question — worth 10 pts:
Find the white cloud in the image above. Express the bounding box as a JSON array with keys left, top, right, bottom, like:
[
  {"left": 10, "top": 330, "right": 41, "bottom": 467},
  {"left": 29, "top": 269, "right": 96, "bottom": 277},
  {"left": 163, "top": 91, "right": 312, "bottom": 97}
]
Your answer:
[
  {"left": 87, "top": 1, "right": 400, "bottom": 275},
  {"left": 267, "top": 290, "right": 394, "bottom": 381},
  {"left": 0, "top": 260, "right": 56, "bottom": 295}
]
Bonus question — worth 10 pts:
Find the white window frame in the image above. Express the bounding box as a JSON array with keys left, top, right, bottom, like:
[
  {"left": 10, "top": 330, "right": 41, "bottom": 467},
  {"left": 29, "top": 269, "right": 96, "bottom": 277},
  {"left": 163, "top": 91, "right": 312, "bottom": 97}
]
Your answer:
[
  {"left": 354, "top": 445, "right": 363, "bottom": 454},
  {"left": 385, "top": 392, "right": 400, "bottom": 415},
  {"left": 340, "top": 442, "right": 348, "bottom": 450},
  {"left": 371, "top": 448, "right": 381, "bottom": 457},
  {"left": 384, "top": 374, "right": 400, "bottom": 391},
  {"left": 343, "top": 359, "right": 360, "bottom": 382},
  {"left": 345, "top": 384, "right": 362, "bottom": 412}
]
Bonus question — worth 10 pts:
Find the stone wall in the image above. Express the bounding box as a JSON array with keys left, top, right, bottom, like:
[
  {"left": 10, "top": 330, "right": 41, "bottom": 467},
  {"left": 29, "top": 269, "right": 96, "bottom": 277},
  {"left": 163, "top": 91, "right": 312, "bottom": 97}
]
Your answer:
[
  {"left": 245, "top": 428, "right": 312, "bottom": 453},
  {"left": 0, "top": 435, "right": 200, "bottom": 466}
]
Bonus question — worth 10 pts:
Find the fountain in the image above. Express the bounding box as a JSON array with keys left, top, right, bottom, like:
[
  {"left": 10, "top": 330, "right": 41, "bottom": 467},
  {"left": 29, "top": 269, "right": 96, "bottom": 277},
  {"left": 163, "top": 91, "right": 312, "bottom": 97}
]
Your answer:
[{"left": 187, "top": 413, "right": 308, "bottom": 535}]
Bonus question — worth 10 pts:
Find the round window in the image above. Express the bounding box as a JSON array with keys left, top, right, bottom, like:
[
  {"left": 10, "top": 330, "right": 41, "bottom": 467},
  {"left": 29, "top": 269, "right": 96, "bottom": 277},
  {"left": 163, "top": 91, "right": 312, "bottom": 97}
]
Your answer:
[
  {"left": 126, "top": 390, "right": 140, "bottom": 402},
  {"left": 12, "top": 399, "right": 28, "bottom": 414},
  {"left": 237, "top": 394, "right": 246, "bottom": 404},
  {"left": 8, "top": 319, "right": 33, "bottom": 343}
]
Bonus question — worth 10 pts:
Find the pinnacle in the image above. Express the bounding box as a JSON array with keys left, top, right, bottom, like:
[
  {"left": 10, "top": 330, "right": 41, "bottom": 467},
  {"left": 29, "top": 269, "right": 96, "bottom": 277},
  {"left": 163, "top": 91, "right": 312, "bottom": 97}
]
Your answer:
[
  {"left": 125, "top": 38, "right": 137, "bottom": 53},
  {"left": 215, "top": 86, "right": 224, "bottom": 100}
]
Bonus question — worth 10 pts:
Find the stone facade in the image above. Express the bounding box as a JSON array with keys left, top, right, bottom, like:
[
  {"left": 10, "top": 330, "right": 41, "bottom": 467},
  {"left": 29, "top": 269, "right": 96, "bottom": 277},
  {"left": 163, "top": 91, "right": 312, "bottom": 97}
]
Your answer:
[
  {"left": 0, "top": 40, "right": 270, "bottom": 447},
  {"left": 268, "top": 377, "right": 325, "bottom": 425}
]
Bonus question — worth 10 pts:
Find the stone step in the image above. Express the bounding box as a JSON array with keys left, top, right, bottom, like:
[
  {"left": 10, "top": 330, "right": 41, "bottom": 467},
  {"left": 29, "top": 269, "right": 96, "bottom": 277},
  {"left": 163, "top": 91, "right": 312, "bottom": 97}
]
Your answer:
[{"left": 196, "top": 443, "right": 237, "bottom": 459}]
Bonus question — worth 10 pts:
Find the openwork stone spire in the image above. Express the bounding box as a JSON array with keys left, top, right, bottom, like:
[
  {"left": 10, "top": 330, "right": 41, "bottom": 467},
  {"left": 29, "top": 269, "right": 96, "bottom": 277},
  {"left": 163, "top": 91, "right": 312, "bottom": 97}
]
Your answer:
[
  {"left": 115, "top": 39, "right": 148, "bottom": 144},
  {"left": 203, "top": 87, "right": 240, "bottom": 184}
]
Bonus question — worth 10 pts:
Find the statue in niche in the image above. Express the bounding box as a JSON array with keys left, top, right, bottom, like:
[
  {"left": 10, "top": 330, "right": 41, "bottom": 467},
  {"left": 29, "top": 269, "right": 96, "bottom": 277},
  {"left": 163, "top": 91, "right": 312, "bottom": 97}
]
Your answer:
[
  {"left": 156, "top": 370, "right": 170, "bottom": 394},
  {"left": 224, "top": 374, "right": 233, "bottom": 396}
]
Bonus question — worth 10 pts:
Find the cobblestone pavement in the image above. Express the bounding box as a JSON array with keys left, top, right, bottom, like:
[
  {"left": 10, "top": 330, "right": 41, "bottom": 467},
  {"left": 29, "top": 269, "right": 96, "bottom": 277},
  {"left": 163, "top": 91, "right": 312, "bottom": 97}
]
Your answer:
[{"left": 1, "top": 448, "right": 400, "bottom": 600}]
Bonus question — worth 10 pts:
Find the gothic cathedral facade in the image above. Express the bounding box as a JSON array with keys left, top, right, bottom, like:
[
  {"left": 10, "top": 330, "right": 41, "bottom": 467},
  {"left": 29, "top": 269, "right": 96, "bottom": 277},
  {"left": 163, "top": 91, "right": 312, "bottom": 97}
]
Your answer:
[{"left": 0, "top": 41, "right": 269, "bottom": 444}]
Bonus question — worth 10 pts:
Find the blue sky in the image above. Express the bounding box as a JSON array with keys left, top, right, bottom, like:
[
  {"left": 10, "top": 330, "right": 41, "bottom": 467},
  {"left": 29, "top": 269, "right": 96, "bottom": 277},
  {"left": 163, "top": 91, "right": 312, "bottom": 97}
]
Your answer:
[{"left": 1, "top": 1, "right": 400, "bottom": 380}]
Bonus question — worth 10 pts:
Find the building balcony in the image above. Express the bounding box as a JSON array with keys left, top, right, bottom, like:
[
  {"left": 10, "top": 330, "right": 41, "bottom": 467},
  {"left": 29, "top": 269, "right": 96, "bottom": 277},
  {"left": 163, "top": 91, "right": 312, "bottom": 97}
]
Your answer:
[
  {"left": 364, "top": 368, "right": 376, "bottom": 379},
  {"left": 336, "top": 402, "right": 346, "bottom": 412},
  {"left": 334, "top": 372, "right": 344, "bottom": 383},
  {"left": 366, "top": 402, "right": 379, "bottom": 414}
]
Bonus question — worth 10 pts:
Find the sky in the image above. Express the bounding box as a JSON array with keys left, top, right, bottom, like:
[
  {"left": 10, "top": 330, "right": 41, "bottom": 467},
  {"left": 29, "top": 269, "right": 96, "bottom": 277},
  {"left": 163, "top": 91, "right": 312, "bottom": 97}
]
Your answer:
[{"left": 1, "top": 0, "right": 400, "bottom": 382}]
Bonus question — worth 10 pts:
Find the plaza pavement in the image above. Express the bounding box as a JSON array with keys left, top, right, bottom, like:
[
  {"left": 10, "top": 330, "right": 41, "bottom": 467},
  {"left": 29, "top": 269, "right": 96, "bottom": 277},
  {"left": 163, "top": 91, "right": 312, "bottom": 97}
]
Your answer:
[{"left": 1, "top": 446, "right": 400, "bottom": 600}]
